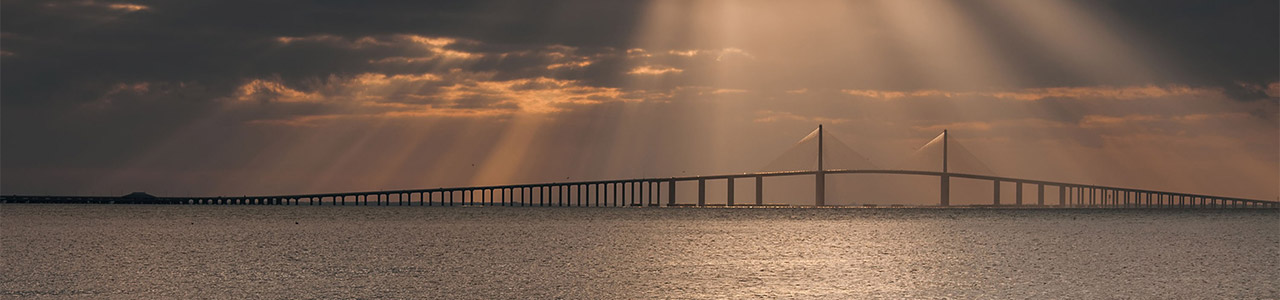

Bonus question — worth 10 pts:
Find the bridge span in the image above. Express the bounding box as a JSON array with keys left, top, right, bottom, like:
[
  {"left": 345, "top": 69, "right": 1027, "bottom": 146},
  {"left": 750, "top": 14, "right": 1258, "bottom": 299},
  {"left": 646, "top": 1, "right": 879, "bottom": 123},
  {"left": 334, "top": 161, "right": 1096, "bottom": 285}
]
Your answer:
[
  {"left": 2, "top": 169, "right": 1276, "bottom": 208},
  {"left": 4, "top": 127, "right": 1275, "bottom": 208}
]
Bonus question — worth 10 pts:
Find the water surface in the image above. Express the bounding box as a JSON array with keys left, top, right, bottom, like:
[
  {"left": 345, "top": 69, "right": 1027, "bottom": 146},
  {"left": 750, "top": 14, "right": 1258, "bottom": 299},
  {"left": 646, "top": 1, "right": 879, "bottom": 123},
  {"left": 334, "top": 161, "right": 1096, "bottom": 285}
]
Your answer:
[{"left": 2, "top": 205, "right": 1276, "bottom": 298}]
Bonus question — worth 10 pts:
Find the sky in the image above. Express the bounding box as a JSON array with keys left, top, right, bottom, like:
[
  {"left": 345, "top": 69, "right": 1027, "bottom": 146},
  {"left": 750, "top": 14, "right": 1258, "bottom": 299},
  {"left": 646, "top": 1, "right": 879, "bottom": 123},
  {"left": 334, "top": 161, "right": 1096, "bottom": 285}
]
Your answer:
[{"left": 2, "top": 0, "right": 1277, "bottom": 203}]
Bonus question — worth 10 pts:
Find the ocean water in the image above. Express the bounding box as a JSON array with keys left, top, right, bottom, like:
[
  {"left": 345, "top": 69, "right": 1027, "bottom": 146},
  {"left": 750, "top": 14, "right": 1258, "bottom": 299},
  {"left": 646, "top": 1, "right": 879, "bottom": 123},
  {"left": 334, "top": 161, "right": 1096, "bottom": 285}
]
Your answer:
[{"left": 1, "top": 205, "right": 1276, "bottom": 299}]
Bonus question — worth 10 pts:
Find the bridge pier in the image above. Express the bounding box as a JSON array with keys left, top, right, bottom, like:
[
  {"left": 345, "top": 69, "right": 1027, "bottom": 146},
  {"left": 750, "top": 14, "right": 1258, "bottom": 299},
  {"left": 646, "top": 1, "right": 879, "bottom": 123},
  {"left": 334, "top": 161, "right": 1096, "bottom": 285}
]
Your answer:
[
  {"left": 1079, "top": 187, "right": 1086, "bottom": 208},
  {"left": 756, "top": 176, "right": 764, "bottom": 206},
  {"left": 993, "top": 180, "right": 1001, "bottom": 206},
  {"left": 815, "top": 171, "right": 826, "bottom": 206},
  {"left": 649, "top": 181, "right": 656, "bottom": 206},
  {"left": 668, "top": 180, "right": 677, "bottom": 206},
  {"left": 1069, "top": 187, "right": 1076, "bottom": 207},
  {"left": 940, "top": 175, "right": 950, "bottom": 206},
  {"left": 1015, "top": 182, "right": 1023, "bottom": 206},
  {"left": 653, "top": 181, "right": 660, "bottom": 206},
  {"left": 1100, "top": 188, "right": 1111, "bottom": 207},
  {"left": 633, "top": 181, "right": 641, "bottom": 206},
  {"left": 698, "top": 179, "right": 706, "bottom": 206},
  {"left": 1089, "top": 188, "right": 1096, "bottom": 207},
  {"left": 1036, "top": 184, "right": 1043, "bottom": 206},
  {"left": 727, "top": 178, "right": 735, "bottom": 206},
  {"left": 1099, "top": 190, "right": 1106, "bottom": 208},
  {"left": 1058, "top": 186, "right": 1066, "bottom": 207}
]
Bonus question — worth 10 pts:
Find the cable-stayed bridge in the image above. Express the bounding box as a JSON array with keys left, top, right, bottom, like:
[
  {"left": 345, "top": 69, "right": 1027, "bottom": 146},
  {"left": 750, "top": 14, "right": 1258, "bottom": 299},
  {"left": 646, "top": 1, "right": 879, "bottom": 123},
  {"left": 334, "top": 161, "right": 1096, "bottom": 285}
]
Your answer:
[{"left": 4, "top": 126, "right": 1277, "bottom": 208}]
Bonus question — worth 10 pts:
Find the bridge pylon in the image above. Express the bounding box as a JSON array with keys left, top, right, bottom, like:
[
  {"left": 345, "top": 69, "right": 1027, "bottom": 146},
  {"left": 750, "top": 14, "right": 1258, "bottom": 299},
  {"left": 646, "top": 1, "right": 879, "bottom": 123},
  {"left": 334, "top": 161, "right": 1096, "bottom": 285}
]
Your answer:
[
  {"left": 816, "top": 125, "right": 825, "bottom": 206},
  {"left": 941, "top": 129, "right": 950, "bottom": 206}
]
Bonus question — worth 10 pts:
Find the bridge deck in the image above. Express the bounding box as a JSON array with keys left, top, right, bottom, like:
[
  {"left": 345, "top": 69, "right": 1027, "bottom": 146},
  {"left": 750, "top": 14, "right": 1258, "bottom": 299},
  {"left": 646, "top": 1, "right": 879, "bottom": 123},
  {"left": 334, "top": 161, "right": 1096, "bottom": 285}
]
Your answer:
[{"left": 2, "top": 169, "right": 1276, "bottom": 208}]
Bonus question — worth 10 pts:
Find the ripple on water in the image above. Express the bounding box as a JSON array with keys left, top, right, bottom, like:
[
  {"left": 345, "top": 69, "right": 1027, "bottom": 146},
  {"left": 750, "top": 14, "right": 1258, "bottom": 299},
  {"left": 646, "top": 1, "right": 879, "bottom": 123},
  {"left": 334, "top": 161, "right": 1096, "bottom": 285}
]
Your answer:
[{"left": 1, "top": 205, "right": 1277, "bottom": 298}]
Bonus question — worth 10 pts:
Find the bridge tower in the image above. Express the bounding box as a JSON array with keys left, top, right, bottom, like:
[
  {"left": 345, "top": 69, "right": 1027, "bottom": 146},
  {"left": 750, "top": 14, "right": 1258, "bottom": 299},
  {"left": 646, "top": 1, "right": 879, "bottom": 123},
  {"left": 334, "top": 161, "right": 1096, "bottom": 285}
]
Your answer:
[
  {"left": 816, "top": 124, "right": 825, "bottom": 206},
  {"left": 941, "top": 129, "right": 950, "bottom": 206}
]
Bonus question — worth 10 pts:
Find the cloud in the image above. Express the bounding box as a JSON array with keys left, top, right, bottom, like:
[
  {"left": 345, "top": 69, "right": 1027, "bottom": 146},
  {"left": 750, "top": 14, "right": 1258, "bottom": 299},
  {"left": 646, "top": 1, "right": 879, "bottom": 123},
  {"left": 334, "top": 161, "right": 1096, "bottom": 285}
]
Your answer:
[
  {"left": 1078, "top": 112, "right": 1252, "bottom": 129},
  {"left": 230, "top": 70, "right": 643, "bottom": 126},
  {"left": 627, "top": 65, "right": 683, "bottom": 75},
  {"left": 841, "top": 85, "right": 1221, "bottom": 101},
  {"left": 666, "top": 48, "right": 754, "bottom": 61},
  {"left": 106, "top": 3, "right": 148, "bottom": 12},
  {"left": 668, "top": 50, "right": 700, "bottom": 57},
  {"left": 911, "top": 119, "right": 1066, "bottom": 132},
  {"left": 754, "top": 110, "right": 850, "bottom": 124},
  {"left": 42, "top": 1, "right": 149, "bottom": 13},
  {"left": 710, "top": 88, "right": 747, "bottom": 95}
]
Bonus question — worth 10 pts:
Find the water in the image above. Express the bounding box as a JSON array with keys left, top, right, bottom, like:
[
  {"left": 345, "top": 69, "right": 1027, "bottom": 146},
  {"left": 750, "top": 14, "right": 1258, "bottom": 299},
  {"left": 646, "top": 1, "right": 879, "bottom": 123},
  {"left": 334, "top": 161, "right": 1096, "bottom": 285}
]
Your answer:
[{"left": 1, "top": 205, "right": 1276, "bottom": 299}]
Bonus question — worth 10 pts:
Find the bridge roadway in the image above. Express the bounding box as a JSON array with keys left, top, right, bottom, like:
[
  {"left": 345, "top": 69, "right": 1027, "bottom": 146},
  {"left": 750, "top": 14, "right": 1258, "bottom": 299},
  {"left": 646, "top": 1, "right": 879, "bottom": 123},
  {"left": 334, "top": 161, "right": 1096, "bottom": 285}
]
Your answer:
[{"left": 2, "top": 169, "right": 1277, "bottom": 208}]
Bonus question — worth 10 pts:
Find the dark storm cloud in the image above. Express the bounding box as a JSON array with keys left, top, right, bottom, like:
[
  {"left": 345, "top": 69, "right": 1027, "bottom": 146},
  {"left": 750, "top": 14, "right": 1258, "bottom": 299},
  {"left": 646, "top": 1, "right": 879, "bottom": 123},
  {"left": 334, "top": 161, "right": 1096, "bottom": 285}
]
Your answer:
[
  {"left": 1092, "top": 0, "right": 1279, "bottom": 99},
  {"left": 4, "top": 0, "right": 1276, "bottom": 107},
  {"left": 1, "top": 0, "right": 649, "bottom": 108}
]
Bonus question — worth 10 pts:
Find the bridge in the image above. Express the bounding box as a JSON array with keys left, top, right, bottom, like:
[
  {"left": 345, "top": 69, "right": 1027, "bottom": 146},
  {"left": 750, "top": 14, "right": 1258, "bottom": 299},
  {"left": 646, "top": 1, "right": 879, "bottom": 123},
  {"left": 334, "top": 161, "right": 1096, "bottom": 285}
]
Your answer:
[{"left": 3, "top": 126, "right": 1277, "bottom": 208}]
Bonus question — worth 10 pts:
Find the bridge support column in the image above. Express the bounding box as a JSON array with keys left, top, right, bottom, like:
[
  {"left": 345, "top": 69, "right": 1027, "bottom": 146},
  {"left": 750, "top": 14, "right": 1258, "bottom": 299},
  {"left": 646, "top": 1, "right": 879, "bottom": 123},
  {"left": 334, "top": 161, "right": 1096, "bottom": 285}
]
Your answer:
[
  {"left": 652, "top": 181, "right": 659, "bottom": 206},
  {"left": 640, "top": 182, "right": 646, "bottom": 207},
  {"left": 727, "top": 178, "right": 735, "bottom": 206},
  {"left": 642, "top": 182, "right": 649, "bottom": 207},
  {"left": 940, "top": 175, "right": 950, "bottom": 207},
  {"left": 1058, "top": 186, "right": 1065, "bottom": 207},
  {"left": 641, "top": 182, "right": 648, "bottom": 207},
  {"left": 1016, "top": 182, "right": 1023, "bottom": 206},
  {"left": 668, "top": 180, "right": 677, "bottom": 207},
  {"left": 815, "top": 171, "right": 825, "bottom": 206},
  {"left": 1037, "top": 184, "right": 1044, "bottom": 206},
  {"left": 993, "top": 180, "right": 1001, "bottom": 206},
  {"left": 698, "top": 179, "right": 706, "bottom": 206},
  {"left": 1089, "top": 188, "right": 1096, "bottom": 207},
  {"left": 756, "top": 176, "right": 764, "bottom": 206}
]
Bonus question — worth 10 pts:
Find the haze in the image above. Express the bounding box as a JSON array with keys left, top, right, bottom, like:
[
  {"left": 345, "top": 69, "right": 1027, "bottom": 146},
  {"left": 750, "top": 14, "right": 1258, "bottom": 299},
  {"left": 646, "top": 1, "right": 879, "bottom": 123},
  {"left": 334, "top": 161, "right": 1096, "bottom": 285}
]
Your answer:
[{"left": 2, "top": 0, "right": 1276, "bottom": 203}]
